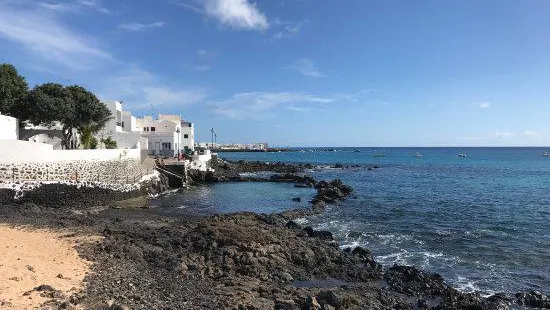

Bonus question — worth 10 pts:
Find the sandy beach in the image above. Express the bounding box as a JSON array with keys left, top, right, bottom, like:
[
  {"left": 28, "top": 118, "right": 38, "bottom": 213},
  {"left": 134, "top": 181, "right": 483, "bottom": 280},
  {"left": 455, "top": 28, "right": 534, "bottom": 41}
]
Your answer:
[{"left": 0, "top": 225, "right": 92, "bottom": 309}]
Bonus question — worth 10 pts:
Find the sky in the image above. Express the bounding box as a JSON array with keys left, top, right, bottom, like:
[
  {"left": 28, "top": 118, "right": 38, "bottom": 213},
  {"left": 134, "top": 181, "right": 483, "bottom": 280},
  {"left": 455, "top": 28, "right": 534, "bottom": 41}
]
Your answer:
[{"left": 1, "top": 0, "right": 550, "bottom": 146}]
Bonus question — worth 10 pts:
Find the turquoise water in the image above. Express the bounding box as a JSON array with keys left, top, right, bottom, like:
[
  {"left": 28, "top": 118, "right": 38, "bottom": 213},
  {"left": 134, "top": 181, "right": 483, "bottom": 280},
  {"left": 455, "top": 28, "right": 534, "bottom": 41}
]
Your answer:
[{"left": 155, "top": 147, "right": 550, "bottom": 295}]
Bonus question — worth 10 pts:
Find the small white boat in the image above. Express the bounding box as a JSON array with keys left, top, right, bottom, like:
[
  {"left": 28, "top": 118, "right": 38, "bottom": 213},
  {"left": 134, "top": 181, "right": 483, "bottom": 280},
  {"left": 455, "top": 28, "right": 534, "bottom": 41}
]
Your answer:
[
  {"left": 458, "top": 153, "right": 468, "bottom": 157},
  {"left": 413, "top": 153, "right": 423, "bottom": 158},
  {"left": 542, "top": 153, "right": 550, "bottom": 157}
]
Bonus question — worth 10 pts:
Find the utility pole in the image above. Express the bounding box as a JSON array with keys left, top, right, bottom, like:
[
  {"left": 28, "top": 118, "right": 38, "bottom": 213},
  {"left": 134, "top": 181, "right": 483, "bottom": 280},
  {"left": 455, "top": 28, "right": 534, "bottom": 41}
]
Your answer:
[
  {"left": 176, "top": 128, "right": 181, "bottom": 159},
  {"left": 211, "top": 127, "right": 214, "bottom": 150},
  {"left": 214, "top": 133, "right": 217, "bottom": 147}
]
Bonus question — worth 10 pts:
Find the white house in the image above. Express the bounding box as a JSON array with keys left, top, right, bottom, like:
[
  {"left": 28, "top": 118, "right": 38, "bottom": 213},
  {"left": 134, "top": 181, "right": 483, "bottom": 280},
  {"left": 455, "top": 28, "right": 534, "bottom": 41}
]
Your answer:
[
  {"left": 98, "top": 101, "right": 143, "bottom": 149},
  {"left": 0, "top": 113, "right": 18, "bottom": 140},
  {"left": 136, "top": 114, "right": 195, "bottom": 156},
  {"left": 20, "top": 121, "right": 76, "bottom": 149},
  {"left": 180, "top": 120, "right": 195, "bottom": 151}
]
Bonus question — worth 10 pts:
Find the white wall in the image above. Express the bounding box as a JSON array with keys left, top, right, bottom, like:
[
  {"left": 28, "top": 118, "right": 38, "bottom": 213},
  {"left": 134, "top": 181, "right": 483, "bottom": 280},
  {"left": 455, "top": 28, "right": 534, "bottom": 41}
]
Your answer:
[
  {"left": 27, "top": 133, "right": 63, "bottom": 149},
  {"left": 0, "top": 140, "right": 140, "bottom": 164},
  {"left": 145, "top": 133, "right": 178, "bottom": 156},
  {"left": 0, "top": 114, "right": 18, "bottom": 140},
  {"left": 180, "top": 121, "right": 195, "bottom": 151}
]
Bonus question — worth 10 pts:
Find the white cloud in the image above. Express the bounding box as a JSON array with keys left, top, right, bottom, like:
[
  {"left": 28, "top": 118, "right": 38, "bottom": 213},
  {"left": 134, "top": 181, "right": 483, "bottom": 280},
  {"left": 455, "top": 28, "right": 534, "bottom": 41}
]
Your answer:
[
  {"left": 40, "top": 0, "right": 110, "bottom": 14},
  {"left": 522, "top": 130, "right": 539, "bottom": 138},
  {"left": 489, "top": 130, "right": 515, "bottom": 140},
  {"left": 272, "top": 19, "right": 306, "bottom": 39},
  {"left": 192, "top": 49, "right": 215, "bottom": 71},
  {"left": 209, "top": 92, "right": 335, "bottom": 119},
  {"left": 0, "top": 4, "right": 110, "bottom": 69},
  {"left": 96, "top": 66, "right": 208, "bottom": 110},
  {"left": 472, "top": 102, "right": 491, "bottom": 108},
  {"left": 119, "top": 22, "right": 166, "bottom": 31},
  {"left": 293, "top": 59, "right": 324, "bottom": 78},
  {"left": 0, "top": 1, "right": 207, "bottom": 111},
  {"left": 177, "top": 0, "right": 269, "bottom": 31}
]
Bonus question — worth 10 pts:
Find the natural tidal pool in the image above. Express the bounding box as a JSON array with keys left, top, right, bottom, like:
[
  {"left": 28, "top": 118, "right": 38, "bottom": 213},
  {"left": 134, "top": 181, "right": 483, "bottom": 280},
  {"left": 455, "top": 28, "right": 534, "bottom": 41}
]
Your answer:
[{"left": 152, "top": 181, "right": 316, "bottom": 216}]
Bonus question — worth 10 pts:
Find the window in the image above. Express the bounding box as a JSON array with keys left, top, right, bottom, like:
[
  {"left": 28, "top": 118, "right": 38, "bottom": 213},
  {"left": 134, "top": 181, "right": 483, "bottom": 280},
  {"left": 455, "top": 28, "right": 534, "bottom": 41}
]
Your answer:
[
  {"left": 151, "top": 127, "right": 156, "bottom": 132},
  {"left": 122, "top": 121, "right": 125, "bottom": 128},
  {"left": 144, "top": 127, "right": 149, "bottom": 132},
  {"left": 161, "top": 142, "right": 171, "bottom": 149},
  {"left": 188, "top": 123, "right": 192, "bottom": 127},
  {"left": 184, "top": 134, "right": 189, "bottom": 138}
]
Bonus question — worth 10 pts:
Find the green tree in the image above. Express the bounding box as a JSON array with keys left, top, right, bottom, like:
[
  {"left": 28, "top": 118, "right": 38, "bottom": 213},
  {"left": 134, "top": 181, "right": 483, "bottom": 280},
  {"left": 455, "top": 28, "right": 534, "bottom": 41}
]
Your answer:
[
  {"left": 27, "top": 83, "right": 111, "bottom": 149},
  {"left": 79, "top": 124, "right": 99, "bottom": 149},
  {"left": 0, "top": 63, "right": 29, "bottom": 119}
]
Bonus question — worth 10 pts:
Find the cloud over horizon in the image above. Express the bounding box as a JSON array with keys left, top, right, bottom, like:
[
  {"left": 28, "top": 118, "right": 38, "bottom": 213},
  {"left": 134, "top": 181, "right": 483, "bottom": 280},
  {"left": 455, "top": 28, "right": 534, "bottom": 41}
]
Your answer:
[{"left": 209, "top": 91, "right": 334, "bottom": 119}]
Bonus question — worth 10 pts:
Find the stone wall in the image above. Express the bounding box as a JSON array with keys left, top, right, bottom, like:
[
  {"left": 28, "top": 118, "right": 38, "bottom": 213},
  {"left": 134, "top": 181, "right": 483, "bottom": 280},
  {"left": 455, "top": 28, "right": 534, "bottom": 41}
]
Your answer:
[
  {"left": 0, "top": 141, "right": 145, "bottom": 184},
  {"left": 0, "top": 158, "right": 143, "bottom": 184}
]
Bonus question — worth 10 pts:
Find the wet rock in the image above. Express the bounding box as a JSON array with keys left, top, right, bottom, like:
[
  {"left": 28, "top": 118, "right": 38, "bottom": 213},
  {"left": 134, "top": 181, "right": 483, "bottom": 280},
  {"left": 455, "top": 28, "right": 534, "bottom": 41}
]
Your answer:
[
  {"left": 384, "top": 264, "right": 450, "bottom": 297},
  {"left": 291, "top": 197, "right": 301, "bottom": 202},
  {"left": 515, "top": 291, "right": 550, "bottom": 308},
  {"left": 303, "top": 226, "right": 333, "bottom": 240},
  {"left": 311, "top": 201, "right": 326, "bottom": 214},
  {"left": 317, "top": 290, "right": 343, "bottom": 308}
]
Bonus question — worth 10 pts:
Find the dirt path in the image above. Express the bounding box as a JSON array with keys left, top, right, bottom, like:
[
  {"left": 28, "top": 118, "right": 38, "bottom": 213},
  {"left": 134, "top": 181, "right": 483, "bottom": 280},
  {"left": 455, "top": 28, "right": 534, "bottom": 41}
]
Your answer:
[{"left": 0, "top": 225, "right": 93, "bottom": 309}]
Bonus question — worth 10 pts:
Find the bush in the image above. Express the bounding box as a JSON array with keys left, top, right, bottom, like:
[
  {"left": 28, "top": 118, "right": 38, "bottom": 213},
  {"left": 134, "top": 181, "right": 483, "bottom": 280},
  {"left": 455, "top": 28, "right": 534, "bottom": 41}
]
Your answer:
[{"left": 101, "top": 137, "right": 117, "bottom": 149}]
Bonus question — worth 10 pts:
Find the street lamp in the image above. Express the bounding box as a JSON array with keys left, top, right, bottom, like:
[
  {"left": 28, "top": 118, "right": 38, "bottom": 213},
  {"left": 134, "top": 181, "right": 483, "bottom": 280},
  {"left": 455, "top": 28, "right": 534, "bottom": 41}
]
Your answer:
[
  {"left": 211, "top": 127, "right": 214, "bottom": 150},
  {"left": 176, "top": 128, "right": 180, "bottom": 159}
]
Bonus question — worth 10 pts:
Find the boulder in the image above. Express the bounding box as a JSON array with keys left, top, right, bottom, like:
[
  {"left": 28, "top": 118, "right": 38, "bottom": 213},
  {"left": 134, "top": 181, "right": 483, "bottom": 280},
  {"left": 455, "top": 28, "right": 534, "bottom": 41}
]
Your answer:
[
  {"left": 317, "top": 290, "right": 343, "bottom": 308},
  {"left": 384, "top": 264, "right": 450, "bottom": 297},
  {"left": 516, "top": 291, "right": 550, "bottom": 308}
]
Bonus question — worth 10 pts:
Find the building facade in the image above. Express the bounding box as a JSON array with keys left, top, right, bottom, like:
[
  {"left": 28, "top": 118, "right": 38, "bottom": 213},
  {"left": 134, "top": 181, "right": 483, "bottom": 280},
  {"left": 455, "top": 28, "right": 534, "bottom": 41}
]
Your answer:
[
  {"left": 0, "top": 113, "right": 18, "bottom": 140},
  {"left": 136, "top": 114, "right": 195, "bottom": 156},
  {"left": 98, "top": 101, "right": 143, "bottom": 149}
]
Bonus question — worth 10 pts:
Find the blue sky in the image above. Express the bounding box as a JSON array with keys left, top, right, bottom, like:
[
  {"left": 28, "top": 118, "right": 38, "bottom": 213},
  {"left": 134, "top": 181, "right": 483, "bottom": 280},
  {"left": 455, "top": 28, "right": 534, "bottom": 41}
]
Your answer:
[{"left": 1, "top": 0, "right": 549, "bottom": 146}]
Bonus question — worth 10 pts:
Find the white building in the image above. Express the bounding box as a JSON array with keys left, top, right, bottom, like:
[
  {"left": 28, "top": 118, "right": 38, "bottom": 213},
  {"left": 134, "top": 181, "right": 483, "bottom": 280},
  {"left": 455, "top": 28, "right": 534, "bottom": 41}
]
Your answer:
[
  {"left": 98, "top": 101, "right": 143, "bottom": 149},
  {"left": 136, "top": 114, "right": 195, "bottom": 156},
  {"left": 20, "top": 121, "right": 75, "bottom": 149},
  {"left": 0, "top": 113, "right": 18, "bottom": 140}
]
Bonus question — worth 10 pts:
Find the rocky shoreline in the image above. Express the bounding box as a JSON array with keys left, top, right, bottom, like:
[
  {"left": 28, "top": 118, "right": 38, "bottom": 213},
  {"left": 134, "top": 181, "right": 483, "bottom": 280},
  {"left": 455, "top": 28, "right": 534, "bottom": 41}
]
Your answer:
[{"left": 0, "top": 161, "right": 549, "bottom": 309}]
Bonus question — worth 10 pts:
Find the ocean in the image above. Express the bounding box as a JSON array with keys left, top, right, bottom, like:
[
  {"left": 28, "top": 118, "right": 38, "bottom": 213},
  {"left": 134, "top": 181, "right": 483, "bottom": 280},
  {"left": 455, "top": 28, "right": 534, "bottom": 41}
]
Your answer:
[{"left": 153, "top": 147, "right": 550, "bottom": 296}]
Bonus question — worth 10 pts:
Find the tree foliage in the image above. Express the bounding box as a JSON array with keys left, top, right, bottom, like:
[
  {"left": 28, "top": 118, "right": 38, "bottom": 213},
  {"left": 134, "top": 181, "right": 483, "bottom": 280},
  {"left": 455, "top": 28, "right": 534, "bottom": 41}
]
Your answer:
[
  {"left": 79, "top": 124, "right": 99, "bottom": 149},
  {"left": 0, "top": 63, "right": 29, "bottom": 119},
  {"left": 101, "top": 136, "right": 117, "bottom": 149},
  {"left": 27, "top": 83, "right": 111, "bottom": 149}
]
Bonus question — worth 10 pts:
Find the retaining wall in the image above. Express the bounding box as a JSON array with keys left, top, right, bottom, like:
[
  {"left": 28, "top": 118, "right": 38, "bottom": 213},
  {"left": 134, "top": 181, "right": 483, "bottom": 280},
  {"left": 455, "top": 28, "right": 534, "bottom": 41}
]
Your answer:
[{"left": 0, "top": 140, "right": 144, "bottom": 184}]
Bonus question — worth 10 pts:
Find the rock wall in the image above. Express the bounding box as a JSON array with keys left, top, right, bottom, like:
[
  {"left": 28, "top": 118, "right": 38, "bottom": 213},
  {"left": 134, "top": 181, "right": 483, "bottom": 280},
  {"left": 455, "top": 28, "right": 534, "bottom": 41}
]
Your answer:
[
  {"left": 0, "top": 158, "right": 142, "bottom": 184},
  {"left": 0, "top": 183, "right": 144, "bottom": 208}
]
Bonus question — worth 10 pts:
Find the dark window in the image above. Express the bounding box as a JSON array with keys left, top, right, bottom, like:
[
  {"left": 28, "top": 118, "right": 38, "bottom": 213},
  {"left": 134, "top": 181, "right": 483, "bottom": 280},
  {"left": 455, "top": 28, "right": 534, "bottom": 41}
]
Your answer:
[
  {"left": 122, "top": 121, "right": 125, "bottom": 128},
  {"left": 151, "top": 127, "right": 156, "bottom": 132},
  {"left": 188, "top": 123, "right": 192, "bottom": 127},
  {"left": 184, "top": 134, "right": 189, "bottom": 138}
]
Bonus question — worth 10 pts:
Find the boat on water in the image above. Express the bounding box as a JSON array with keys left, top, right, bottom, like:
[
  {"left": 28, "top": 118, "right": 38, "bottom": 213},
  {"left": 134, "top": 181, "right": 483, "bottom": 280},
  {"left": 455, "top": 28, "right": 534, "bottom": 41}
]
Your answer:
[
  {"left": 542, "top": 152, "right": 550, "bottom": 157},
  {"left": 353, "top": 149, "right": 361, "bottom": 153},
  {"left": 412, "top": 153, "right": 423, "bottom": 158},
  {"left": 458, "top": 153, "right": 468, "bottom": 157}
]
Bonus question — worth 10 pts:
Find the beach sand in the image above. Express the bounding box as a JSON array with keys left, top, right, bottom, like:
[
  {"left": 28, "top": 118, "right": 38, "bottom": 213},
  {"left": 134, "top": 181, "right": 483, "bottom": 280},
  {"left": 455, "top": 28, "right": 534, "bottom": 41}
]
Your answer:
[{"left": 0, "top": 225, "right": 93, "bottom": 309}]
